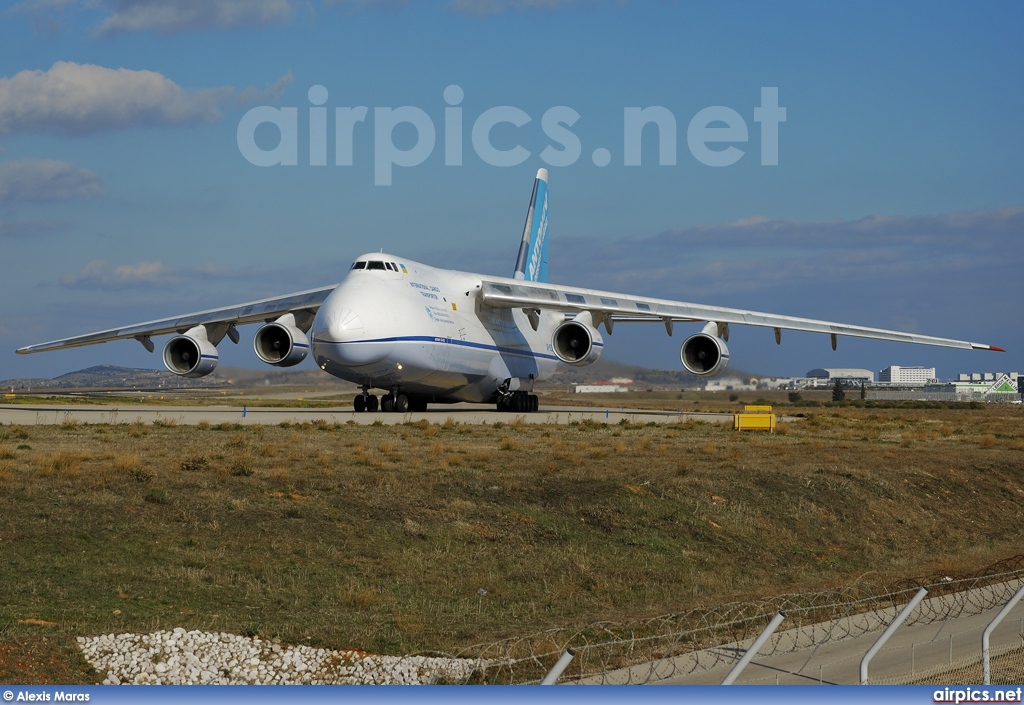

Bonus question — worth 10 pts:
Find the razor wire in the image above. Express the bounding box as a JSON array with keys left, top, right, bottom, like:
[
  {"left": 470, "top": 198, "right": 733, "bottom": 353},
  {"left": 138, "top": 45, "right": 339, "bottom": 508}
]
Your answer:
[{"left": 437, "top": 554, "right": 1024, "bottom": 684}]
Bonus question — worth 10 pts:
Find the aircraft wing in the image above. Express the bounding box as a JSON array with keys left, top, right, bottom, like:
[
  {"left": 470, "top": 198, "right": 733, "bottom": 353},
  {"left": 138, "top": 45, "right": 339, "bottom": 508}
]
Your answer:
[
  {"left": 16, "top": 285, "right": 337, "bottom": 354},
  {"left": 479, "top": 279, "right": 1004, "bottom": 352}
]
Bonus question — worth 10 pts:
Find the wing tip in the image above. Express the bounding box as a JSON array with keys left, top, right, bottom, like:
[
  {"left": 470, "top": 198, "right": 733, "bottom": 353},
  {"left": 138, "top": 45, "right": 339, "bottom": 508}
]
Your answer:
[{"left": 990, "top": 345, "right": 1006, "bottom": 352}]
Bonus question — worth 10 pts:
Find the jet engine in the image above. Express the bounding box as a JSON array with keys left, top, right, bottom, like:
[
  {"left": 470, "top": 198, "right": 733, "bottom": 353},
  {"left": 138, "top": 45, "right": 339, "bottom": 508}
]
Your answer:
[
  {"left": 552, "top": 313, "right": 604, "bottom": 366},
  {"left": 163, "top": 326, "right": 219, "bottom": 378},
  {"left": 680, "top": 332, "right": 730, "bottom": 377},
  {"left": 254, "top": 318, "right": 310, "bottom": 367}
]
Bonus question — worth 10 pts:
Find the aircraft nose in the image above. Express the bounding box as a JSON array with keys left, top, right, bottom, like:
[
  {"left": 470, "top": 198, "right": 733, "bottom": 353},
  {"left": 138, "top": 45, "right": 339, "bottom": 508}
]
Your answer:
[
  {"left": 312, "top": 304, "right": 394, "bottom": 367},
  {"left": 328, "top": 307, "right": 364, "bottom": 340}
]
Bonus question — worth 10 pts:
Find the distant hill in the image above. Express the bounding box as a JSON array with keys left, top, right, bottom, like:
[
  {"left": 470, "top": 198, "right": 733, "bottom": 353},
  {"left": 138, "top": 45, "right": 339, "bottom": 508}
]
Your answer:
[
  {"left": 547, "top": 358, "right": 761, "bottom": 389},
  {"left": 0, "top": 364, "right": 360, "bottom": 391},
  {"left": 0, "top": 365, "right": 229, "bottom": 391},
  {"left": 2, "top": 359, "right": 763, "bottom": 392}
]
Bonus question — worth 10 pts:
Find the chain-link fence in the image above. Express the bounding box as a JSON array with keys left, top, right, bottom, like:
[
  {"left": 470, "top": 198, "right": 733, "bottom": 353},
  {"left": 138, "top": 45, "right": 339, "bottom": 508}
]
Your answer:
[
  {"left": 443, "top": 555, "right": 1024, "bottom": 684},
  {"left": 873, "top": 641, "right": 1024, "bottom": 686}
]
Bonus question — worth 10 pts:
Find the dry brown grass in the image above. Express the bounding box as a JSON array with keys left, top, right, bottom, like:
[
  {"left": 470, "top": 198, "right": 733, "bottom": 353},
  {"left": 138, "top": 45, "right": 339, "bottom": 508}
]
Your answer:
[
  {"left": 0, "top": 405, "right": 1022, "bottom": 670},
  {"left": 34, "top": 450, "right": 89, "bottom": 476},
  {"left": 111, "top": 452, "right": 142, "bottom": 473}
]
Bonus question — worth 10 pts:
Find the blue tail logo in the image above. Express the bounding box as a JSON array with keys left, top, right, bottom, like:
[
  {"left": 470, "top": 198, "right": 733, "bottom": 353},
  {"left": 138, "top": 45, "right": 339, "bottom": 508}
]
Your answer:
[{"left": 514, "top": 168, "right": 549, "bottom": 283}]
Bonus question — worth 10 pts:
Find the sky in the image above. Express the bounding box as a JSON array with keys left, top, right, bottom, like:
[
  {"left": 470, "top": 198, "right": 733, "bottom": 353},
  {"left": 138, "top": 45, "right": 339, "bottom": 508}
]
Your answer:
[{"left": 1, "top": 0, "right": 1022, "bottom": 382}]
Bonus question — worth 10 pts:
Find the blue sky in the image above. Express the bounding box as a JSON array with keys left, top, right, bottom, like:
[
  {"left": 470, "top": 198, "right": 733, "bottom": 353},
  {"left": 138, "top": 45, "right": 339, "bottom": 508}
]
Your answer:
[{"left": 1, "top": 0, "right": 1021, "bottom": 381}]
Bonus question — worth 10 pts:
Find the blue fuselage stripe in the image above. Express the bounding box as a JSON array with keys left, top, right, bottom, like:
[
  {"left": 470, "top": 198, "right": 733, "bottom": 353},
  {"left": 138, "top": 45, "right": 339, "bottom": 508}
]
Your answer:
[{"left": 329, "top": 335, "right": 564, "bottom": 361}]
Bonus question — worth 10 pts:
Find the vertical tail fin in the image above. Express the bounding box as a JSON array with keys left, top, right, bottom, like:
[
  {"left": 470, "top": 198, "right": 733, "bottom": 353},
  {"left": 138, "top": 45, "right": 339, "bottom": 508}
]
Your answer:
[{"left": 513, "top": 168, "right": 549, "bottom": 282}]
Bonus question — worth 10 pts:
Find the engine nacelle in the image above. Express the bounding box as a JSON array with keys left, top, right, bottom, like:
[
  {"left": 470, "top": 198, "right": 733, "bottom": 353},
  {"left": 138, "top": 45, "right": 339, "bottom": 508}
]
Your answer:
[
  {"left": 254, "top": 322, "right": 310, "bottom": 367},
  {"left": 163, "top": 327, "right": 219, "bottom": 378},
  {"left": 680, "top": 332, "right": 730, "bottom": 377},
  {"left": 552, "top": 318, "right": 604, "bottom": 366}
]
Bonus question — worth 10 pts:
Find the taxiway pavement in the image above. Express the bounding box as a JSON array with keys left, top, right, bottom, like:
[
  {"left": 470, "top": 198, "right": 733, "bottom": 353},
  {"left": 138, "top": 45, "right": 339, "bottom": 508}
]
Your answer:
[{"left": 0, "top": 403, "right": 740, "bottom": 426}]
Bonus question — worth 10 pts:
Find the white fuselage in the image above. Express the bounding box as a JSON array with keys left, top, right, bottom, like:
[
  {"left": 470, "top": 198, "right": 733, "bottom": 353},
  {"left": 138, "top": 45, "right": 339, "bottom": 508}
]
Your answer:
[{"left": 309, "top": 253, "right": 562, "bottom": 403}]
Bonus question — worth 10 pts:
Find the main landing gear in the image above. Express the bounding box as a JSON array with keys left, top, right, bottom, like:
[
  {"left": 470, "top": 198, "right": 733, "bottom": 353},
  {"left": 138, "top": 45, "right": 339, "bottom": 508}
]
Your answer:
[
  {"left": 353, "top": 392, "right": 377, "bottom": 413},
  {"left": 497, "top": 391, "right": 538, "bottom": 413},
  {"left": 353, "top": 390, "right": 427, "bottom": 413}
]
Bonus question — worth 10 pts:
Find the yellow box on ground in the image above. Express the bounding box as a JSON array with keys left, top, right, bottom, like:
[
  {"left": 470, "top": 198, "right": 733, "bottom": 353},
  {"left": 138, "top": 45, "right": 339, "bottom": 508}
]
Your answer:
[
  {"left": 734, "top": 413, "right": 776, "bottom": 431},
  {"left": 744, "top": 405, "right": 773, "bottom": 413}
]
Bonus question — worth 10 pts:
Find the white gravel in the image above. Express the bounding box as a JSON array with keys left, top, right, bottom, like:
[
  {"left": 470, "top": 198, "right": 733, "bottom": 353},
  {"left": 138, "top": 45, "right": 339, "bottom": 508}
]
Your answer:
[{"left": 77, "top": 628, "right": 483, "bottom": 685}]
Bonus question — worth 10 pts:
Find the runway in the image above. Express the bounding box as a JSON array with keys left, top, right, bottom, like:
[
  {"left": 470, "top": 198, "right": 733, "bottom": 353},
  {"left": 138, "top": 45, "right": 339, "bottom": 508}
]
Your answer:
[{"left": 0, "top": 403, "right": 740, "bottom": 426}]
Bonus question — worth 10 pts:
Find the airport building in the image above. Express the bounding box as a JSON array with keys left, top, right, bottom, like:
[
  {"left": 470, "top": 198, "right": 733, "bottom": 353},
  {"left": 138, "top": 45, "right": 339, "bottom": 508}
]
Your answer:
[
  {"left": 926, "top": 372, "right": 1019, "bottom": 398},
  {"left": 879, "top": 365, "right": 936, "bottom": 385},
  {"left": 574, "top": 378, "right": 633, "bottom": 393},
  {"left": 574, "top": 384, "right": 630, "bottom": 393},
  {"left": 804, "top": 368, "right": 875, "bottom": 386},
  {"left": 867, "top": 371, "right": 1020, "bottom": 403}
]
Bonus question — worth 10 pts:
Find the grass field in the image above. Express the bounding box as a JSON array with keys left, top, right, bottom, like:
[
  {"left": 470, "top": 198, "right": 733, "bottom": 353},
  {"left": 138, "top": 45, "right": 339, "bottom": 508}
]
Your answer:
[{"left": 1, "top": 402, "right": 1022, "bottom": 683}]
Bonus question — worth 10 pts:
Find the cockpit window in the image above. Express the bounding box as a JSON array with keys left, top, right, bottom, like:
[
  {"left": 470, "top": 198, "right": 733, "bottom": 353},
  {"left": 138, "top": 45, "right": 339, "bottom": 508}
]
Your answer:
[
  {"left": 367, "top": 261, "right": 386, "bottom": 270},
  {"left": 385, "top": 262, "right": 394, "bottom": 271},
  {"left": 351, "top": 261, "right": 366, "bottom": 270}
]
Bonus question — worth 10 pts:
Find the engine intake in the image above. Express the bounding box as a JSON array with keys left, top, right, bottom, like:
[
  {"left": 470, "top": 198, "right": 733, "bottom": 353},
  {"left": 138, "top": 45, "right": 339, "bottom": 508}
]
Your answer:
[
  {"left": 163, "top": 326, "right": 218, "bottom": 377},
  {"left": 254, "top": 322, "right": 310, "bottom": 367},
  {"left": 680, "top": 332, "right": 730, "bottom": 377},
  {"left": 552, "top": 317, "right": 603, "bottom": 366}
]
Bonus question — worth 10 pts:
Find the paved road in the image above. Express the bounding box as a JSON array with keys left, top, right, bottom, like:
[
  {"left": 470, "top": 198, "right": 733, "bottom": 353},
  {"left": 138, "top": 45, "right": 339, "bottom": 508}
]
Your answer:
[{"left": 0, "top": 403, "right": 742, "bottom": 426}]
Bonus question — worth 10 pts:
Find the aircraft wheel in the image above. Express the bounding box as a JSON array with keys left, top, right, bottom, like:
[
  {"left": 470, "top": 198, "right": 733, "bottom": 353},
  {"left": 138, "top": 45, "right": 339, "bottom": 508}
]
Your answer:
[
  {"left": 514, "top": 392, "right": 526, "bottom": 413},
  {"left": 530, "top": 394, "right": 539, "bottom": 412},
  {"left": 381, "top": 395, "right": 394, "bottom": 413},
  {"left": 353, "top": 395, "right": 365, "bottom": 413},
  {"left": 409, "top": 398, "right": 428, "bottom": 412},
  {"left": 366, "top": 394, "right": 378, "bottom": 412},
  {"left": 395, "top": 394, "right": 410, "bottom": 413}
]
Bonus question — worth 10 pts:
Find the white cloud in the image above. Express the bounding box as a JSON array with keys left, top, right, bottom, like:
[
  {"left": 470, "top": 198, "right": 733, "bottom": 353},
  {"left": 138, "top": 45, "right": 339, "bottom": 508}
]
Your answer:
[
  {"left": 324, "top": 0, "right": 410, "bottom": 9},
  {"left": 6, "top": 0, "right": 77, "bottom": 13},
  {"left": 58, "top": 259, "right": 253, "bottom": 290},
  {"left": 0, "top": 219, "right": 67, "bottom": 239},
  {"left": 5, "top": 0, "right": 77, "bottom": 32},
  {"left": 552, "top": 207, "right": 1024, "bottom": 299},
  {"left": 328, "top": 0, "right": 594, "bottom": 14},
  {"left": 0, "top": 62, "right": 290, "bottom": 135},
  {"left": 235, "top": 69, "right": 295, "bottom": 105},
  {"left": 60, "top": 260, "right": 177, "bottom": 290},
  {"left": 0, "top": 159, "right": 103, "bottom": 203},
  {"left": 94, "top": 0, "right": 294, "bottom": 35},
  {"left": 448, "top": 0, "right": 593, "bottom": 15}
]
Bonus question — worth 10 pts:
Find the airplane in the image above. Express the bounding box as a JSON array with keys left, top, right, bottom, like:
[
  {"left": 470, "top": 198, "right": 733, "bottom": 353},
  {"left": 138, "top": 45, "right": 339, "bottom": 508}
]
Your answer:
[{"left": 16, "top": 168, "right": 1004, "bottom": 413}]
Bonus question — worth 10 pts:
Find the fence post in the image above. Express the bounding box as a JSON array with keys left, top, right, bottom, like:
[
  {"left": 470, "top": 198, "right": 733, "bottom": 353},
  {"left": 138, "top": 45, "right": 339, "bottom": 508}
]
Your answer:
[
  {"left": 540, "top": 649, "right": 575, "bottom": 685},
  {"left": 721, "top": 612, "right": 786, "bottom": 685},
  {"left": 983, "top": 583, "right": 1024, "bottom": 684},
  {"left": 860, "top": 587, "right": 928, "bottom": 685}
]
